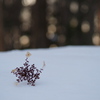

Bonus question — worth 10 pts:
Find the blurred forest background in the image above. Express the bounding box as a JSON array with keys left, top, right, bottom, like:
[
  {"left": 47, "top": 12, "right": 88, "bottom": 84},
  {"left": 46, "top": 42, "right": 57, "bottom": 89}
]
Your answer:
[{"left": 0, "top": 0, "right": 100, "bottom": 51}]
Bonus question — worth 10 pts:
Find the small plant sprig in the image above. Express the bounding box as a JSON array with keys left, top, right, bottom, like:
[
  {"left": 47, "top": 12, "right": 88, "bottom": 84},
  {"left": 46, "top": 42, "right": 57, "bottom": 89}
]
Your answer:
[{"left": 11, "top": 52, "right": 45, "bottom": 86}]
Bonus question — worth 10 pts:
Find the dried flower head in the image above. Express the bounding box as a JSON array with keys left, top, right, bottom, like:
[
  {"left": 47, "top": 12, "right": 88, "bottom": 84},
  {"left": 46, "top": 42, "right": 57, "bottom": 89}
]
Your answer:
[
  {"left": 15, "top": 82, "right": 19, "bottom": 86},
  {"left": 26, "top": 52, "right": 31, "bottom": 57},
  {"left": 11, "top": 52, "right": 45, "bottom": 86},
  {"left": 42, "top": 61, "right": 45, "bottom": 68},
  {"left": 11, "top": 69, "right": 16, "bottom": 73}
]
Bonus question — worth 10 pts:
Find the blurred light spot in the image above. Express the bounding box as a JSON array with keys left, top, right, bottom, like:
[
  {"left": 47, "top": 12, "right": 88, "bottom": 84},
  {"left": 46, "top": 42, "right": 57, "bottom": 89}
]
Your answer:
[
  {"left": 20, "top": 8, "right": 31, "bottom": 22},
  {"left": 46, "top": 33, "right": 54, "bottom": 39},
  {"left": 19, "top": 35, "right": 30, "bottom": 47},
  {"left": 48, "top": 24, "right": 57, "bottom": 34},
  {"left": 13, "top": 41, "right": 20, "bottom": 49},
  {"left": 4, "top": 0, "right": 13, "bottom": 6},
  {"left": 81, "top": 21, "right": 90, "bottom": 33},
  {"left": 46, "top": 33, "right": 57, "bottom": 40},
  {"left": 92, "top": 34, "right": 100, "bottom": 45},
  {"left": 47, "top": 0, "right": 57, "bottom": 4},
  {"left": 94, "top": 14, "right": 98, "bottom": 28},
  {"left": 22, "top": 0, "right": 36, "bottom": 6},
  {"left": 48, "top": 17, "right": 57, "bottom": 25},
  {"left": 70, "top": 18, "right": 78, "bottom": 28},
  {"left": 21, "top": 22, "right": 31, "bottom": 31},
  {"left": 58, "top": 34, "right": 66, "bottom": 44},
  {"left": 80, "top": 4, "right": 89, "bottom": 13},
  {"left": 70, "top": 1, "right": 79, "bottom": 13},
  {"left": 47, "top": 6, "right": 55, "bottom": 14},
  {"left": 49, "top": 44, "right": 58, "bottom": 48}
]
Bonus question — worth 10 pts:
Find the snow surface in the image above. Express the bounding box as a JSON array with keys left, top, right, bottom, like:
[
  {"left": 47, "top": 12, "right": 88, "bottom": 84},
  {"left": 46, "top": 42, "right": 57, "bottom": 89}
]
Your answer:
[{"left": 0, "top": 46, "right": 100, "bottom": 100}]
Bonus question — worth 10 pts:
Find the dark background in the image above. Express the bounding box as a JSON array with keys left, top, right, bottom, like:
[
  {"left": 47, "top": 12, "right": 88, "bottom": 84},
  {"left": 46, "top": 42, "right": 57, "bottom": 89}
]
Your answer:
[{"left": 0, "top": 0, "right": 100, "bottom": 51}]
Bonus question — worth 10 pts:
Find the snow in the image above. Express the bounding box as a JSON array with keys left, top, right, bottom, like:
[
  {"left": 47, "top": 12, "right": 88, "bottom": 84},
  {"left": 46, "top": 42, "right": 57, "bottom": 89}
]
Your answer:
[{"left": 0, "top": 46, "right": 100, "bottom": 100}]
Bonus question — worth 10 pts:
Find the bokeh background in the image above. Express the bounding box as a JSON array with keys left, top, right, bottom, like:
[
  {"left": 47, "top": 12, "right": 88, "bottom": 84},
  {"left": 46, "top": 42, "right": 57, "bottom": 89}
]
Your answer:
[{"left": 0, "top": 0, "right": 100, "bottom": 51}]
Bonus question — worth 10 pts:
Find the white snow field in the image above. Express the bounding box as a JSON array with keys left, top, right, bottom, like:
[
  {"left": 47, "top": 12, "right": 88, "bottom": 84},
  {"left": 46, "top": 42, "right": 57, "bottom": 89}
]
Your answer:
[{"left": 0, "top": 46, "right": 100, "bottom": 100}]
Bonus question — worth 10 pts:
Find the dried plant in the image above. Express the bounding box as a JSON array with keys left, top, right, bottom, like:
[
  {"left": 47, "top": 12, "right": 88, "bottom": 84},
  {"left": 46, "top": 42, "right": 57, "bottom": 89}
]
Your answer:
[{"left": 11, "top": 52, "right": 45, "bottom": 86}]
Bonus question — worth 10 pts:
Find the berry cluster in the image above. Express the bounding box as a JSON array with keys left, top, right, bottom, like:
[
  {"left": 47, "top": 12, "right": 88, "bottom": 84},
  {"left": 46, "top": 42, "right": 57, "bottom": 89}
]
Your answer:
[{"left": 11, "top": 52, "right": 45, "bottom": 86}]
